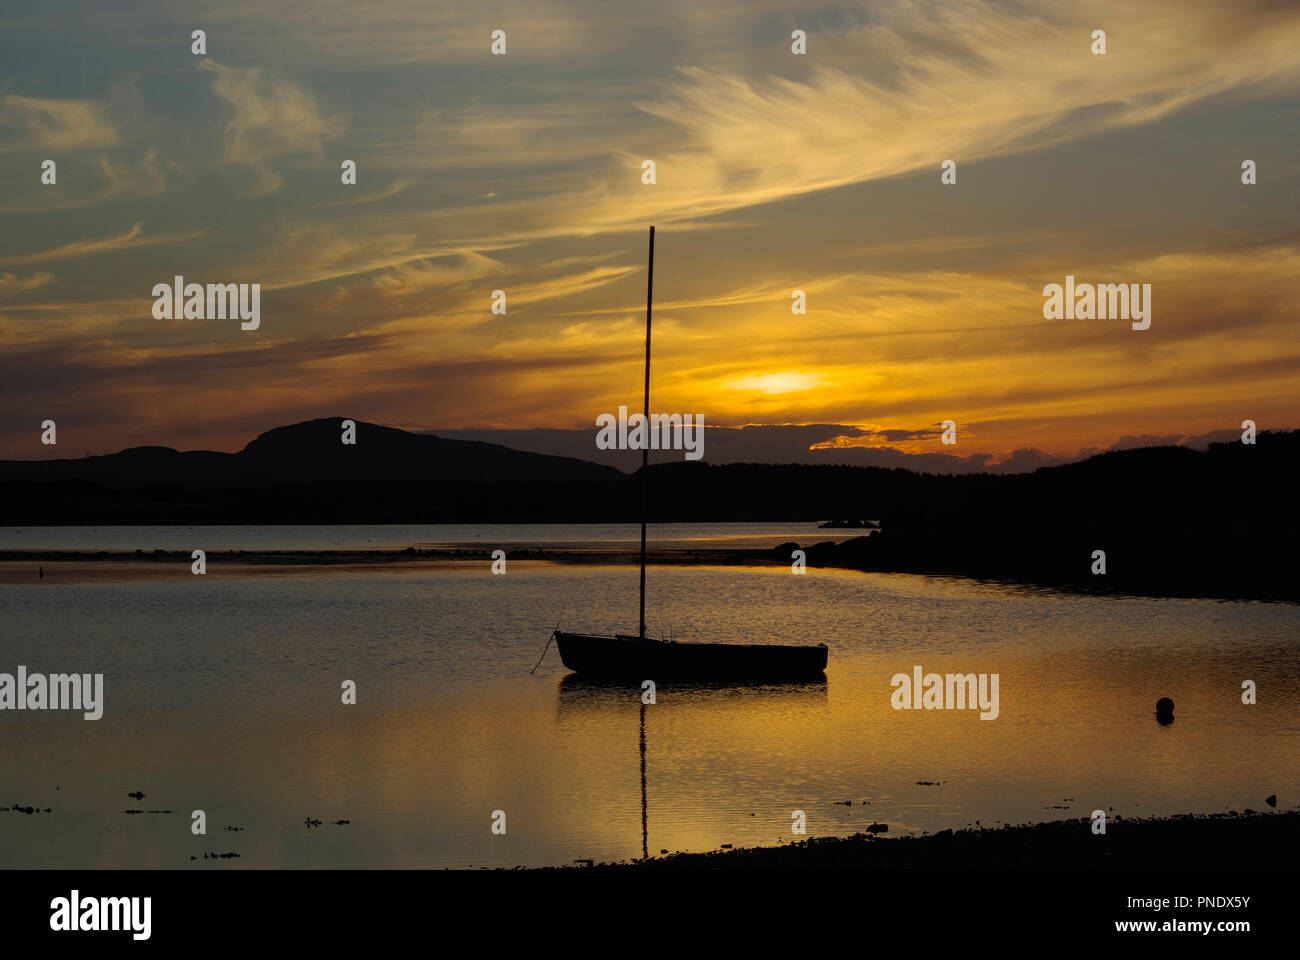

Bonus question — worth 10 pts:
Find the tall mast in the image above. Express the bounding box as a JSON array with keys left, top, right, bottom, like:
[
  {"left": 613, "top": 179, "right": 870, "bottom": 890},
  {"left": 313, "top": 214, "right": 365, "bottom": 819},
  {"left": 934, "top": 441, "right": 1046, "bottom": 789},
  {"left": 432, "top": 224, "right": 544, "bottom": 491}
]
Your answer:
[{"left": 639, "top": 226, "right": 654, "bottom": 638}]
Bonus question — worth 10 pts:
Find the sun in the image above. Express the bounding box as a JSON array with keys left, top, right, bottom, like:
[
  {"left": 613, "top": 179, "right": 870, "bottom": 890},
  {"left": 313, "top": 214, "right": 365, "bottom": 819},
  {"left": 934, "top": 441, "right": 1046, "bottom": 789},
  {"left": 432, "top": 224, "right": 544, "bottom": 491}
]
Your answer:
[{"left": 720, "top": 371, "right": 829, "bottom": 395}]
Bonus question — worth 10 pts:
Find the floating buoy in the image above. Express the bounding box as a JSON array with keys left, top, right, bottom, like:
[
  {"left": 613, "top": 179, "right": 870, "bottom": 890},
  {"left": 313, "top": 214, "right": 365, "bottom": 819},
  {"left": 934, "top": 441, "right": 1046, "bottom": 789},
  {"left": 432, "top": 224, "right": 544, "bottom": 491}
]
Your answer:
[{"left": 1155, "top": 697, "right": 1175, "bottom": 724}]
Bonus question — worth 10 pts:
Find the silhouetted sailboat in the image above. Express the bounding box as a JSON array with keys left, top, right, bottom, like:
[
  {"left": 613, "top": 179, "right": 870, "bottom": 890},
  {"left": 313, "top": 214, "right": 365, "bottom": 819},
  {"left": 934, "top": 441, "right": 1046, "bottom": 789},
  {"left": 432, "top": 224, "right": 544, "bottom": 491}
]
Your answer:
[{"left": 554, "top": 227, "right": 828, "bottom": 681}]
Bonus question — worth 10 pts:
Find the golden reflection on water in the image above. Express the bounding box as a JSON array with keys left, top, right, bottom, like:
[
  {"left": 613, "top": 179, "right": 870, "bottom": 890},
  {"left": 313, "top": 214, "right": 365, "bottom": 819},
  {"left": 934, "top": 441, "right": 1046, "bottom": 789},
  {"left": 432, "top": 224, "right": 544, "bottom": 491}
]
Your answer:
[{"left": 1, "top": 561, "right": 1296, "bottom": 868}]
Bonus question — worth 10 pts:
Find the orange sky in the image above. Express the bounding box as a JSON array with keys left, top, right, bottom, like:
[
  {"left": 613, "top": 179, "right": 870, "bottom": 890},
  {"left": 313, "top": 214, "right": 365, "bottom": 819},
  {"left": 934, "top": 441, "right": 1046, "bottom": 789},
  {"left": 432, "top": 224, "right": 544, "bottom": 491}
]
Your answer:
[{"left": 1, "top": 0, "right": 1297, "bottom": 465}]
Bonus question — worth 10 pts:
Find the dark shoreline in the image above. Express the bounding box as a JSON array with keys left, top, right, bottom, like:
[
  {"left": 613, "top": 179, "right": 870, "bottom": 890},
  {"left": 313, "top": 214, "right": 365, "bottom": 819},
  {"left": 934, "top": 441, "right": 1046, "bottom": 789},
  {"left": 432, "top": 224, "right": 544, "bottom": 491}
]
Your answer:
[
  {"left": 548, "top": 810, "right": 1298, "bottom": 870},
  {"left": 0, "top": 547, "right": 769, "bottom": 565},
  {"left": 3, "top": 545, "right": 1295, "bottom": 603}
]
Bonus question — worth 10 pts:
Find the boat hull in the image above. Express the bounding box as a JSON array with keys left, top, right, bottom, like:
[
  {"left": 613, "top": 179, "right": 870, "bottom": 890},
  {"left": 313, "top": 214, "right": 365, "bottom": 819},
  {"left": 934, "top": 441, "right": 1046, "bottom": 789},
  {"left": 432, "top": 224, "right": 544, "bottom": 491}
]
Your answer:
[{"left": 554, "top": 631, "right": 827, "bottom": 681}]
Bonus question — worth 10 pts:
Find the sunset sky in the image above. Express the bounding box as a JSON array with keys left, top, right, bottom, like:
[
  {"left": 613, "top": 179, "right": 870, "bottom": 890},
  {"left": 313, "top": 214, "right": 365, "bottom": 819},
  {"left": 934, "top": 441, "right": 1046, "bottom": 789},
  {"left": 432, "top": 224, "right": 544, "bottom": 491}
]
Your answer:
[{"left": 1, "top": 0, "right": 1298, "bottom": 468}]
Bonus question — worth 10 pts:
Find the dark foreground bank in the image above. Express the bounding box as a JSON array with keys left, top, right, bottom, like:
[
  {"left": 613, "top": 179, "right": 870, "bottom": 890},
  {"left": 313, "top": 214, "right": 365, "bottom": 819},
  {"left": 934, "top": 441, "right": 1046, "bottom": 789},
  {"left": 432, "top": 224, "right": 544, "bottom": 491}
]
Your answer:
[{"left": 562, "top": 810, "right": 1297, "bottom": 870}]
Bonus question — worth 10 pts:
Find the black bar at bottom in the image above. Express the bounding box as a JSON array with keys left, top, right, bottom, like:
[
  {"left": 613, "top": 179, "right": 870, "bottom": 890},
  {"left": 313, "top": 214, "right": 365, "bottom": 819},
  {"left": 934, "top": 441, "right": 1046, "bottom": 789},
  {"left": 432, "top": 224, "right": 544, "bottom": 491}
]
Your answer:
[{"left": 0, "top": 867, "right": 1284, "bottom": 946}]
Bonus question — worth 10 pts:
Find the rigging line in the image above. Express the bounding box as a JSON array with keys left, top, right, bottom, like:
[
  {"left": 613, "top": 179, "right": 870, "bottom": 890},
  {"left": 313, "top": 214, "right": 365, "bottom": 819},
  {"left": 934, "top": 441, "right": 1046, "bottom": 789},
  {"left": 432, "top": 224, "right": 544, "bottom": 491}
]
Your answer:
[
  {"left": 529, "top": 620, "right": 560, "bottom": 674},
  {"left": 639, "top": 225, "right": 654, "bottom": 639}
]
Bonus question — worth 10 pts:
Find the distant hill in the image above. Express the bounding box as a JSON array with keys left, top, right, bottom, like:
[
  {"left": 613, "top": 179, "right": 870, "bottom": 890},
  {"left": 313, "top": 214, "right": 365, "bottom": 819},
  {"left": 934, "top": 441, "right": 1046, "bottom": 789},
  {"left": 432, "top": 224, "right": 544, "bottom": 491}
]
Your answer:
[
  {"left": 0, "top": 418, "right": 620, "bottom": 523},
  {"left": 737, "top": 434, "right": 1297, "bottom": 600}
]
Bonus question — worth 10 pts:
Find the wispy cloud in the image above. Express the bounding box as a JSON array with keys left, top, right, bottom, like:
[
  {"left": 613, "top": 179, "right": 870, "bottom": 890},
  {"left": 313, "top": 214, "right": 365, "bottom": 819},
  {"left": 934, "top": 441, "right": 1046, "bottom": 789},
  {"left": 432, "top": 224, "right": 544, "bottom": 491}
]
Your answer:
[
  {"left": 573, "top": 1, "right": 1300, "bottom": 232},
  {"left": 316, "top": 178, "right": 414, "bottom": 208},
  {"left": 0, "top": 94, "right": 119, "bottom": 151},
  {"left": 0, "top": 271, "right": 53, "bottom": 297},
  {"left": 199, "top": 60, "right": 345, "bottom": 194},
  {"left": 96, "top": 148, "right": 171, "bottom": 198},
  {"left": 0, "top": 222, "right": 202, "bottom": 266}
]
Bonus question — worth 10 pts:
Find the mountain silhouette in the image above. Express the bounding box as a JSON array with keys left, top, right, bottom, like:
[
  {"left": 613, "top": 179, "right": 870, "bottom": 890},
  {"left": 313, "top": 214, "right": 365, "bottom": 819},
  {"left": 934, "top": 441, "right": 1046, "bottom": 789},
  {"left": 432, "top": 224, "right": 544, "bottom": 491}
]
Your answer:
[{"left": 0, "top": 418, "right": 619, "bottom": 522}]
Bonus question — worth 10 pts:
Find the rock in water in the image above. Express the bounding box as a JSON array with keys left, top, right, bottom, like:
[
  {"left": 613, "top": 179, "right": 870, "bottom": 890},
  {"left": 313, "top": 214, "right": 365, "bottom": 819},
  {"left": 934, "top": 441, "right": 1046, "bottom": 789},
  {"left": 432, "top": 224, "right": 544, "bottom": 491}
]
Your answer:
[
  {"left": 1155, "top": 697, "right": 1174, "bottom": 717},
  {"left": 1266, "top": 794, "right": 1277, "bottom": 807}
]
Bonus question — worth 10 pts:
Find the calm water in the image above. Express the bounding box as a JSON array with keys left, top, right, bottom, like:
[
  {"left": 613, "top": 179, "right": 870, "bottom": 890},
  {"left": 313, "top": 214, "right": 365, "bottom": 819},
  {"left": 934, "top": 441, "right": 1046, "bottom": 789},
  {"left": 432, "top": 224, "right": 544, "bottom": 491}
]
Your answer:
[{"left": 1, "top": 527, "right": 1297, "bottom": 869}]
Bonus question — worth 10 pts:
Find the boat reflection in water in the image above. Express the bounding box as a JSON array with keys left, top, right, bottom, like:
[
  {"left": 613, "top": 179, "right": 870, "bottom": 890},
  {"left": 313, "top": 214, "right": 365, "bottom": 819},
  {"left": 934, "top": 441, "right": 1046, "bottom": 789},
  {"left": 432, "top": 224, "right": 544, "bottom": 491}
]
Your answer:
[{"left": 556, "top": 674, "right": 829, "bottom": 860}]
